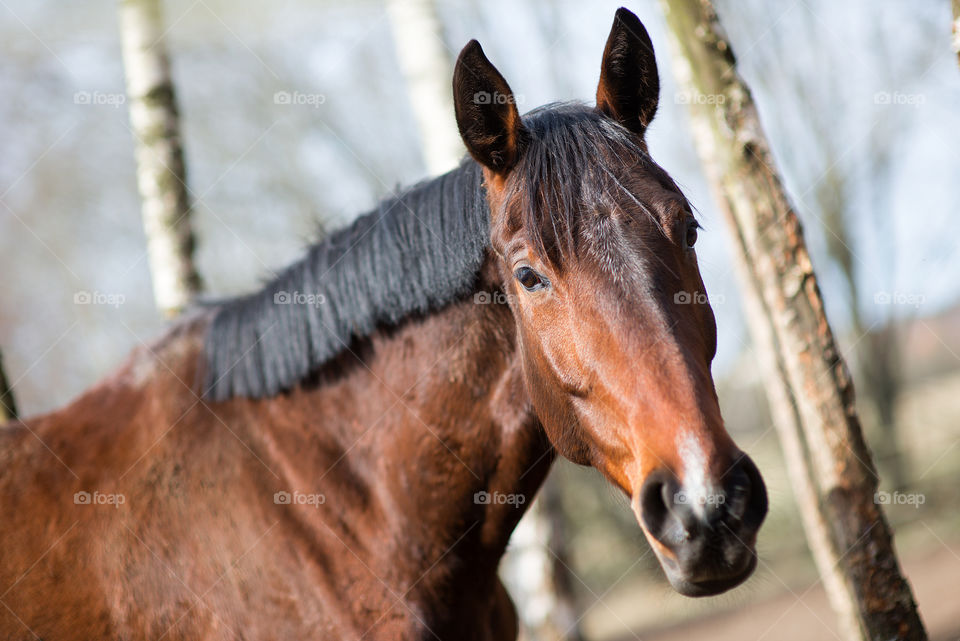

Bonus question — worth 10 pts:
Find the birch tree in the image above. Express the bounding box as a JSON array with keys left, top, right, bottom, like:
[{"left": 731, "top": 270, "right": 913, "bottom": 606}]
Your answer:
[
  {"left": 385, "top": 0, "right": 463, "bottom": 175},
  {"left": 658, "top": 1, "right": 927, "bottom": 640},
  {"left": 119, "top": 0, "right": 202, "bottom": 317},
  {"left": 953, "top": 0, "right": 960, "bottom": 68}
]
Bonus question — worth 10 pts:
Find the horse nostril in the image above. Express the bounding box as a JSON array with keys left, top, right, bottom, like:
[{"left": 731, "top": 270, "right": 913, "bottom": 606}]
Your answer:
[
  {"left": 722, "top": 466, "right": 750, "bottom": 522},
  {"left": 639, "top": 458, "right": 767, "bottom": 550},
  {"left": 639, "top": 471, "right": 691, "bottom": 544},
  {"left": 639, "top": 473, "right": 671, "bottom": 539},
  {"left": 724, "top": 455, "right": 768, "bottom": 528}
]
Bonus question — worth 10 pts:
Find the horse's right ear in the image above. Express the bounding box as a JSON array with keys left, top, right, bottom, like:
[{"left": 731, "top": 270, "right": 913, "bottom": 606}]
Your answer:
[
  {"left": 453, "top": 40, "right": 527, "bottom": 175},
  {"left": 596, "top": 8, "right": 659, "bottom": 137}
]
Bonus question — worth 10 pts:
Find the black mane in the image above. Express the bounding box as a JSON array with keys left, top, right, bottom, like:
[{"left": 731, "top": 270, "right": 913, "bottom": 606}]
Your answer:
[
  {"left": 203, "top": 160, "right": 488, "bottom": 400},
  {"left": 203, "top": 104, "right": 656, "bottom": 400}
]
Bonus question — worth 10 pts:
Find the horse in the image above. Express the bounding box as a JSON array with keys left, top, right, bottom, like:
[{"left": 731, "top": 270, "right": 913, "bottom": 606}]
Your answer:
[{"left": 0, "top": 8, "right": 767, "bottom": 640}]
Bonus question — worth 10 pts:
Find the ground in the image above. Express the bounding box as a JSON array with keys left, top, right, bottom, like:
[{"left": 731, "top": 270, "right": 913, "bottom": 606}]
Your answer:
[{"left": 630, "top": 536, "right": 960, "bottom": 641}]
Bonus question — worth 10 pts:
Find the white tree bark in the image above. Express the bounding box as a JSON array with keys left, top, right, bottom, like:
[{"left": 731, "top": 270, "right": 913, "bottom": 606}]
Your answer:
[
  {"left": 953, "top": 0, "right": 960, "bottom": 68},
  {"left": 119, "top": 0, "right": 202, "bottom": 317},
  {"left": 501, "top": 483, "right": 582, "bottom": 641},
  {"left": 385, "top": 0, "right": 464, "bottom": 175}
]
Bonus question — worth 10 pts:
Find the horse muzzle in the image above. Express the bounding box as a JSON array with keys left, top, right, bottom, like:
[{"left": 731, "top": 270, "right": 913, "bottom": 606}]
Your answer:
[{"left": 633, "top": 454, "right": 768, "bottom": 597}]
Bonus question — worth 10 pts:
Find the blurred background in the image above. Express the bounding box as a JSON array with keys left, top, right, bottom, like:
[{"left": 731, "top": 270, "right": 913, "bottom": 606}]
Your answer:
[{"left": 1, "top": 0, "right": 959, "bottom": 639}]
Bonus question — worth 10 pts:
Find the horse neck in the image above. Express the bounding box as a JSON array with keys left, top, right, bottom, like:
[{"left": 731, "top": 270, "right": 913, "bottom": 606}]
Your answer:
[{"left": 241, "top": 254, "right": 554, "bottom": 590}]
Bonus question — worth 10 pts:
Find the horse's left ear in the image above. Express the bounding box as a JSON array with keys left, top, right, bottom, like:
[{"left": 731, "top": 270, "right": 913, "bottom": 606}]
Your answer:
[
  {"left": 596, "top": 8, "right": 660, "bottom": 137},
  {"left": 453, "top": 40, "right": 527, "bottom": 174}
]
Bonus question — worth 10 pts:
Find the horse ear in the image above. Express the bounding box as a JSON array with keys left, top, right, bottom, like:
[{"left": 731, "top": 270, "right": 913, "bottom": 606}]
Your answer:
[
  {"left": 596, "top": 8, "right": 660, "bottom": 137},
  {"left": 453, "top": 40, "right": 527, "bottom": 174}
]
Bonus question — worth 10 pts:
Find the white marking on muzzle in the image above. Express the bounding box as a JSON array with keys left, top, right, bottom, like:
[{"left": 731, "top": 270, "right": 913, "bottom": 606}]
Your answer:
[{"left": 677, "top": 434, "right": 711, "bottom": 519}]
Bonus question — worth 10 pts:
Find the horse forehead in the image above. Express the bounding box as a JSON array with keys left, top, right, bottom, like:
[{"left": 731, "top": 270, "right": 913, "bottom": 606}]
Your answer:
[
  {"left": 577, "top": 222, "right": 656, "bottom": 293},
  {"left": 582, "top": 162, "right": 686, "bottom": 224},
  {"left": 584, "top": 183, "right": 681, "bottom": 252}
]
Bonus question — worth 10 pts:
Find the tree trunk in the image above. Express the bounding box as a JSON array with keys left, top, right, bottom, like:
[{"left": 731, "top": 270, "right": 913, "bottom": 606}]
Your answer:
[
  {"left": 0, "top": 349, "right": 17, "bottom": 423},
  {"left": 119, "top": 0, "right": 202, "bottom": 318},
  {"left": 658, "top": 2, "right": 927, "bottom": 640},
  {"left": 818, "top": 181, "right": 906, "bottom": 491},
  {"left": 385, "top": 0, "right": 463, "bottom": 175},
  {"left": 500, "top": 490, "right": 583, "bottom": 641},
  {"left": 953, "top": 0, "right": 960, "bottom": 68}
]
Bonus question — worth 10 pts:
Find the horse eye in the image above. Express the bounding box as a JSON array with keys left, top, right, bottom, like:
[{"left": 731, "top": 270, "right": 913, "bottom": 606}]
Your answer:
[
  {"left": 515, "top": 266, "right": 547, "bottom": 292},
  {"left": 685, "top": 220, "right": 699, "bottom": 248}
]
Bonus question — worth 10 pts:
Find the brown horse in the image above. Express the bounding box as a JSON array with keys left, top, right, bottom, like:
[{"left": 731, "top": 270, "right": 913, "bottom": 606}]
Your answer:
[{"left": 0, "top": 9, "right": 766, "bottom": 641}]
